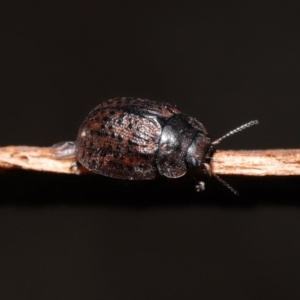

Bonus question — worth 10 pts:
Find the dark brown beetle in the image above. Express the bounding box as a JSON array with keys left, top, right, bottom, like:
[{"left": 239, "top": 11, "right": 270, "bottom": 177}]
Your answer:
[{"left": 53, "top": 97, "right": 258, "bottom": 194}]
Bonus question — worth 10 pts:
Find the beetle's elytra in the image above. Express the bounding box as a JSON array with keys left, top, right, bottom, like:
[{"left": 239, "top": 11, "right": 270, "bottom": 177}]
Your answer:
[{"left": 53, "top": 97, "right": 258, "bottom": 193}]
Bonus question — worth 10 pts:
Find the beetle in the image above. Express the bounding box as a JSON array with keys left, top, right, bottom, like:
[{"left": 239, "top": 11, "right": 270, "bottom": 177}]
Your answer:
[{"left": 53, "top": 97, "right": 258, "bottom": 194}]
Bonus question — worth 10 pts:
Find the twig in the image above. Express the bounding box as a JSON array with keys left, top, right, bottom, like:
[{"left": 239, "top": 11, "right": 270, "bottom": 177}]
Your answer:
[
  {"left": 212, "top": 149, "right": 300, "bottom": 176},
  {"left": 0, "top": 146, "right": 76, "bottom": 174},
  {"left": 0, "top": 146, "right": 299, "bottom": 176}
]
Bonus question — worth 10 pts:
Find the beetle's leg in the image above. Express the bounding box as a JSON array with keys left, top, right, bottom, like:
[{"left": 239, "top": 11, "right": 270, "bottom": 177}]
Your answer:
[
  {"left": 195, "top": 181, "right": 205, "bottom": 192},
  {"left": 70, "top": 161, "right": 81, "bottom": 174},
  {"left": 189, "top": 174, "right": 206, "bottom": 192}
]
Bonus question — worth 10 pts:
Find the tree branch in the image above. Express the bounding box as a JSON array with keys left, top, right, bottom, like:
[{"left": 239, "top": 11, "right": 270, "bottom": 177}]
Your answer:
[{"left": 0, "top": 146, "right": 299, "bottom": 176}]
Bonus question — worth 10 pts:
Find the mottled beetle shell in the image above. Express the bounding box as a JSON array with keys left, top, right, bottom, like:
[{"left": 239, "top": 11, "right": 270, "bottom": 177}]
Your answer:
[{"left": 76, "top": 97, "right": 212, "bottom": 180}]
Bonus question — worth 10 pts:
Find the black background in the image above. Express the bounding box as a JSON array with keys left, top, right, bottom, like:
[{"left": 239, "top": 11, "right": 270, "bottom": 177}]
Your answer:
[{"left": 1, "top": 1, "right": 300, "bottom": 299}]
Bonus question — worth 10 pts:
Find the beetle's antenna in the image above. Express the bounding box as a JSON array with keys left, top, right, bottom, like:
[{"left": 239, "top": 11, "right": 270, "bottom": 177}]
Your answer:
[
  {"left": 212, "top": 173, "right": 239, "bottom": 195},
  {"left": 209, "top": 120, "right": 258, "bottom": 194},
  {"left": 212, "top": 120, "right": 259, "bottom": 145},
  {"left": 203, "top": 163, "right": 239, "bottom": 195}
]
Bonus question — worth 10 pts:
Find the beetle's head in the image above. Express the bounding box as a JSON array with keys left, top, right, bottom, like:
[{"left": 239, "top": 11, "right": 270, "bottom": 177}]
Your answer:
[{"left": 187, "top": 120, "right": 259, "bottom": 195}]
